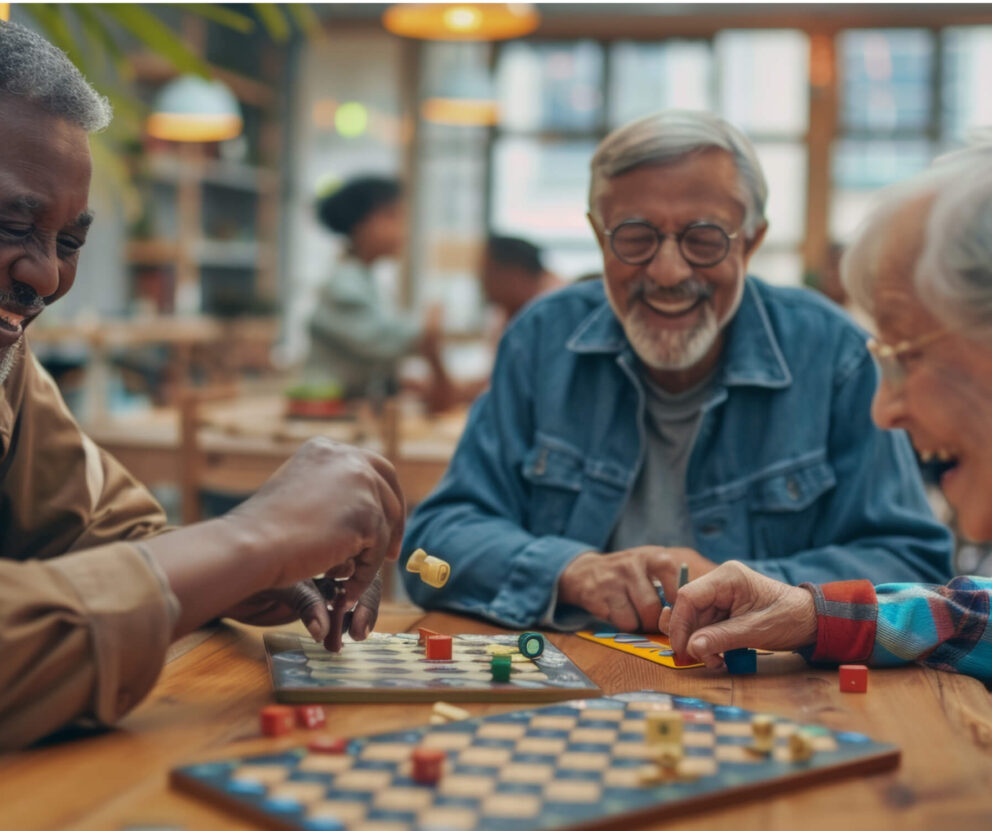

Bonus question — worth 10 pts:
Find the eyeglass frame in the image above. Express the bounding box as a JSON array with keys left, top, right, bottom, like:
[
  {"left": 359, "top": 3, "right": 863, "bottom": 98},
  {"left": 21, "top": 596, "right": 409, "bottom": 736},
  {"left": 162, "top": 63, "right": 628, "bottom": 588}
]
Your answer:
[
  {"left": 601, "top": 218, "right": 743, "bottom": 268},
  {"left": 866, "top": 328, "right": 950, "bottom": 390}
]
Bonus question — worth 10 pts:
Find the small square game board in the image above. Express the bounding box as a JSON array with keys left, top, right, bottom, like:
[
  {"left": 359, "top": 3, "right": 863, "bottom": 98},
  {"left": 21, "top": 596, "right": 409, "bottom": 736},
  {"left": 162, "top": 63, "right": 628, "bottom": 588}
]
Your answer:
[
  {"left": 171, "top": 691, "right": 899, "bottom": 831},
  {"left": 264, "top": 632, "right": 601, "bottom": 703}
]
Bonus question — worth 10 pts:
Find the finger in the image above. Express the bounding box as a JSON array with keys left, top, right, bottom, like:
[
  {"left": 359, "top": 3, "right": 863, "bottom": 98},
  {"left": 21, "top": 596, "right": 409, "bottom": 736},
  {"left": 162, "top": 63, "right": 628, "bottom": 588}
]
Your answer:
[
  {"left": 686, "top": 617, "right": 761, "bottom": 662},
  {"left": 323, "top": 584, "right": 349, "bottom": 653},
  {"left": 325, "top": 560, "right": 357, "bottom": 580},
  {"left": 349, "top": 572, "right": 383, "bottom": 640},
  {"left": 603, "top": 592, "right": 641, "bottom": 633},
  {"left": 626, "top": 570, "right": 664, "bottom": 633},
  {"left": 658, "top": 605, "right": 673, "bottom": 634},
  {"left": 645, "top": 552, "right": 680, "bottom": 607},
  {"left": 282, "top": 580, "right": 331, "bottom": 643}
]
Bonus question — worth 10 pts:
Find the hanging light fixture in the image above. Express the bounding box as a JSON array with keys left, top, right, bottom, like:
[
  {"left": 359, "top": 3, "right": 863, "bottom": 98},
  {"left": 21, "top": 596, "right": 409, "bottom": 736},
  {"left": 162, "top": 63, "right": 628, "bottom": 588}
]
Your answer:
[
  {"left": 146, "top": 74, "right": 242, "bottom": 142},
  {"left": 0, "top": 5, "right": 10, "bottom": 22},
  {"left": 421, "top": 42, "right": 499, "bottom": 127},
  {"left": 383, "top": 3, "right": 539, "bottom": 42}
]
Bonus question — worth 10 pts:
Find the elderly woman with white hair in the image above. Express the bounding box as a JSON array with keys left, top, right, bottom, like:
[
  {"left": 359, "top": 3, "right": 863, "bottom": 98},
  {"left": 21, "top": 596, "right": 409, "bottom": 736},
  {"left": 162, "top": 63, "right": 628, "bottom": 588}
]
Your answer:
[{"left": 662, "top": 145, "right": 992, "bottom": 682}]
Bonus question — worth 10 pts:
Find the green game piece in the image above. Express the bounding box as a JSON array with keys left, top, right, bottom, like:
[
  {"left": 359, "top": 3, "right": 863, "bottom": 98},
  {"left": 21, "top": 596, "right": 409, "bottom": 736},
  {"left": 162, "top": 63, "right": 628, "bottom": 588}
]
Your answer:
[
  {"left": 491, "top": 654, "right": 511, "bottom": 667},
  {"left": 518, "top": 632, "right": 545, "bottom": 659},
  {"left": 491, "top": 661, "right": 511, "bottom": 682},
  {"left": 678, "top": 563, "right": 689, "bottom": 588}
]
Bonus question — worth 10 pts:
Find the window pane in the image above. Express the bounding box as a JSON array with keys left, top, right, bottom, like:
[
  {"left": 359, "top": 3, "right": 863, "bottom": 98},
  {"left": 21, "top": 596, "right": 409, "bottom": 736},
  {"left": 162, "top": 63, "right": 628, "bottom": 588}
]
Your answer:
[
  {"left": 840, "top": 29, "right": 933, "bottom": 133},
  {"left": 496, "top": 41, "right": 604, "bottom": 132},
  {"left": 754, "top": 142, "right": 807, "bottom": 246},
  {"left": 830, "top": 139, "right": 933, "bottom": 239},
  {"left": 942, "top": 27, "right": 992, "bottom": 143},
  {"left": 608, "top": 40, "right": 712, "bottom": 129},
  {"left": 747, "top": 250, "right": 804, "bottom": 288},
  {"left": 716, "top": 30, "right": 809, "bottom": 136}
]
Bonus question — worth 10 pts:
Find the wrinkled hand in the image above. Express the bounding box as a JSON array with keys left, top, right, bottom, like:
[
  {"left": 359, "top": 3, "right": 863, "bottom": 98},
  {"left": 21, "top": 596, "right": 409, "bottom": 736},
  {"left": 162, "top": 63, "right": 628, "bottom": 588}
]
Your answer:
[
  {"left": 223, "top": 438, "right": 404, "bottom": 614},
  {"left": 661, "top": 561, "right": 819, "bottom": 668},
  {"left": 557, "top": 546, "right": 717, "bottom": 632},
  {"left": 222, "top": 572, "right": 385, "bottom": 650}
]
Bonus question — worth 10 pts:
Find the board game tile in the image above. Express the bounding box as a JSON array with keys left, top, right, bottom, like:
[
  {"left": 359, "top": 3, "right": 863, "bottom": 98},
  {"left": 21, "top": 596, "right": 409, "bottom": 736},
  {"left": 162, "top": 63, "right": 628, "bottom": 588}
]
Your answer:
[
  {"left": 619, "top": 719, "right": 646, "bottom": 733},
  {"left": 514, "top": 737, "right": 567, "bottom": 755},
  {"left": 422, "top": 732, "right": 473, "bottom": 750},
  {"left": 683, "top": 731, "right": 716, "bottom": 748},
  {"left": 717, "top": 722, "right": 754, "bottom": 737},
  {"left": 307, "top": 801, "right": 367, "bottom": 823},
  {"left": 579, "top": 708, "right": 623, "bottom": 721},
  {"left": 569, "top": 727, "right": 618, "bottom": 744},
  {"left": 475, "top": 723, "right": 527, "bottom": 740},
  {"left": 627, "top": 700, "right": 673, "bottom": 712},
  {"left": 231, "top": 764, "right": 291, "bottom": 785},
  {"left": 438, "top": 774, "right": 495, "bottom": 798},
  {"left": 416, "top": 806, "right": 477, "bottom": 831},
  {"left": 458, "top": 746, "right": 513, "bottom": 767},
  {"left": 373, "top": 787, "right": 434, "bottom": 812},
  {"left": 299, "top": 754, "right": 355, "bottom": 774},
  {"left": 498, "top": 763, "right": 555, "bottom": 783},
  {"left": 351, "top": 820, "right": 408, "bottom": 831},
  {"left": 528, "top": 716, "right": 576, "bottom": 731},
  {"left": 715, "top": 744, "right": 763, "bottom": 763},
  {"left": 544, "top": 781, "right": 603, "bottom": 803},
  {"left": 557, "top": 752, "right": 610, "bottom": 770},
  {"left": 602, "top": 767, "right": 644, "bottom": 788},
  {"left": 481, "top": 793, "right": 543, "bottom": 818},
  {"left": 611, "top": 742, "right": 656, "bottom": 760},
  {"left": 334, "top": 769, "right": 394, "bottom": 791},
  {"left": 360, "top": 743, "right": 415, "bottom": 763},
  {"left": 269, "top": 782, "right": 327, "bottom": 804}
]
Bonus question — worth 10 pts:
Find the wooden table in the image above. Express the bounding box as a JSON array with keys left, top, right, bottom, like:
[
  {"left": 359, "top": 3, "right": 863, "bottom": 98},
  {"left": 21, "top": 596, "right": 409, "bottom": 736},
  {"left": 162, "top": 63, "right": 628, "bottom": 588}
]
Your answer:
[{"left": 5, "top": 608, "right": 991, "bottom": 831}]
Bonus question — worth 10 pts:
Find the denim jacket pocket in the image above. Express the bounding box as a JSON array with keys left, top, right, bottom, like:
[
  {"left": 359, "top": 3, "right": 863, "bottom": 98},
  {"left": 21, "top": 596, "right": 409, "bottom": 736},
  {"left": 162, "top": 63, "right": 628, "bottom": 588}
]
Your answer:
[
  {"left": 521, "top": 434, "right": 584, "bottom": 537},
  {"left": 747, "top": 456, "right": 836, "bottom": 557}
]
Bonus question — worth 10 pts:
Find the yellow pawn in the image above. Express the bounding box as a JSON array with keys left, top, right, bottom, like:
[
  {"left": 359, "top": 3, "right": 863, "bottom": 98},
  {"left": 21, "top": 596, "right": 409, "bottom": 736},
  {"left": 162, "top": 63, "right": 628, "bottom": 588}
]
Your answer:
[
  {"left": 645, "top": 711, "right": 683, "bottom": 746},
  {"left": 789, "top": 730, "right": 815, "bottom": 762},
  {"left": 406, "top": 548, "right": 451, "bottom": 588},
  {"left": 750, "top": 714, "right": 775, "bottom": 755}
]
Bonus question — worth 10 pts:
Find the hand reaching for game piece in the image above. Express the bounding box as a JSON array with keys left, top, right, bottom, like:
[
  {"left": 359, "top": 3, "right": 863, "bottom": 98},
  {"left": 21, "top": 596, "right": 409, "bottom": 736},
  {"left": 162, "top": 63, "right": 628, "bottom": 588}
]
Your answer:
[
  {"left": 661, "top": 561, "right": 819, "bottom": 668},
  {"left": 557, "top": 546, "right": 717, "bottom": 632}
]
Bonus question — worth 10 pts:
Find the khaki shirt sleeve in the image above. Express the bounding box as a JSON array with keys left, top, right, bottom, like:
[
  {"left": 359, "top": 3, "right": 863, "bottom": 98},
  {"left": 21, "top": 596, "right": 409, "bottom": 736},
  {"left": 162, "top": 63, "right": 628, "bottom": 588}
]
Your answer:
[
  {"left": 0, "top": 543, "right": 176, "bottom": 750},
  {"left": 0, "top": 350, "right": 178, "bottom": 749}
]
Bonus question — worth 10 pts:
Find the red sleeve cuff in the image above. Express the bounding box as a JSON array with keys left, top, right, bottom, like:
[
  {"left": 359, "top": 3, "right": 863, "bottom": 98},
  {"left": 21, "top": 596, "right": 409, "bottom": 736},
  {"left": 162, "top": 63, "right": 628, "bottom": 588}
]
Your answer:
[{"left": 801, "top": 580, "right": 878, "bottom": 664}]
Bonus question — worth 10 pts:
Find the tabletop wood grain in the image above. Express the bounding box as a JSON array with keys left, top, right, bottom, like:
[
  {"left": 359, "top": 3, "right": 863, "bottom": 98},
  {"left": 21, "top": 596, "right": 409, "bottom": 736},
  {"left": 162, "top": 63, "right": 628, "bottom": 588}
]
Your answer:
[{"left": 3, "top": 606, "right": 990, "bottom": 831}]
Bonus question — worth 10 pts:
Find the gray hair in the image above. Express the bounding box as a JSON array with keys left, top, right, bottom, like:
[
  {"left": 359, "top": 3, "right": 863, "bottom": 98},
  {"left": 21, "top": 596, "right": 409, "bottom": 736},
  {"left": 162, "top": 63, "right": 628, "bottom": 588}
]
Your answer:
[
  {"left": 588, "top": 109, "right": 768, "bottom": 237},
  {"left": 0, "top": 20, "right": 111, "bottom": 131},
  {"left": 842, "top": 143, "right": 992, "bottom": 343}
]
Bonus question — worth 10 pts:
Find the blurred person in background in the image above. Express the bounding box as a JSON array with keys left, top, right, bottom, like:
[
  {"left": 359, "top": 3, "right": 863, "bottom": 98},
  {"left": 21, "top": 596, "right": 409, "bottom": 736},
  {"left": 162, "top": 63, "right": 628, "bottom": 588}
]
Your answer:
[
  {"left": 303, "top": 176, "right": 453, "bottom": 409},
  {"left": 663, "top": 145, "right": 992, "bottom": 683},
  {"left": 481, "top": 234, "right": 564, "bottom": 328}
]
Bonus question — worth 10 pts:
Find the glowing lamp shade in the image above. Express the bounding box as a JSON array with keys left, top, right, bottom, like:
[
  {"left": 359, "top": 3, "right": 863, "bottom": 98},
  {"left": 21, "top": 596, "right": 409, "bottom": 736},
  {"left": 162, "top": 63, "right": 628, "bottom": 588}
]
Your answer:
[
  {"left": 0, "top": 5, "right": 10, "bottom": 22},
  {"left": 383, "top": 3, "right": 539, "bottom": 41},
  {"left": 146, "top": 75, "right": 242, "bottom": 142},
  {"left": 422, "top": 97, "right": 498, "bottom": 127}
]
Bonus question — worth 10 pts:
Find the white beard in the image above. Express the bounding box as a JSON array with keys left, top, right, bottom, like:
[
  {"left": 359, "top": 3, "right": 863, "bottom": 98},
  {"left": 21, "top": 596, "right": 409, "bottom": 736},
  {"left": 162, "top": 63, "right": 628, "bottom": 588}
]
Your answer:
[
  {"left": 0, "top": 339, "right": 23, "bottom": 386},
  {"left": 620, "top": 301, "right": 720, "bottom": 371}
]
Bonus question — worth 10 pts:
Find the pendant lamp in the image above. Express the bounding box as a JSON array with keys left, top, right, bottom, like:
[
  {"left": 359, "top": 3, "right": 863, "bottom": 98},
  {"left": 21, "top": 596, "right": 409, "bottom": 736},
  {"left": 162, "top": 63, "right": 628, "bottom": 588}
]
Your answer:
[
  {"left": 146, "top": 74, "right": 243, "bottom": 142},
  {"left": 383, "top": 3, "right": 539, "bottom": 42}
]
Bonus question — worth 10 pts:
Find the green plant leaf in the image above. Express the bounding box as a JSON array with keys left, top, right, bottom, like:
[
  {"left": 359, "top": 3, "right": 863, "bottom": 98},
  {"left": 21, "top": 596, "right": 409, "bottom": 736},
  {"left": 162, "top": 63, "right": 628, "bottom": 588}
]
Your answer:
[
  {"left": 94, "top": 3, "right": 213, "bottom": 78},
  {"left": 285, "top": 3, "right": 322, "bottom": 39},
  {"left": 23, "top": 4, "right": 86, "bottom": 69},
  {"left": 253, "top": 3, "right": 291, "bottom": 44},
  {"left": 74, "top": 3, "right": 135, "bottom": 82},
  {"left": 175, "top": 3, "right": 256, "bottom": 34}
]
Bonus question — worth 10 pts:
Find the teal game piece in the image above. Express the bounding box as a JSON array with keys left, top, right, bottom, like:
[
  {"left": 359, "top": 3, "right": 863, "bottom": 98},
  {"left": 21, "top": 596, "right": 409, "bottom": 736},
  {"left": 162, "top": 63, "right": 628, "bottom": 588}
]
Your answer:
[
  {"left": 724, "top": 647, "right": 757, "bottom": 674},
  {"left": 518, "top": 631, "right": 545, "bottom": 658}
]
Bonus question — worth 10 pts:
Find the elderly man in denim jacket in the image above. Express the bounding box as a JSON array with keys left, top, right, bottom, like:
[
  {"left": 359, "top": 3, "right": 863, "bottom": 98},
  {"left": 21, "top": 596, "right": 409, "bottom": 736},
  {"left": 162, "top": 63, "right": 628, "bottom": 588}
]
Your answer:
[{"left": 402, "top": 110, "right": 952, "bottom": 632}]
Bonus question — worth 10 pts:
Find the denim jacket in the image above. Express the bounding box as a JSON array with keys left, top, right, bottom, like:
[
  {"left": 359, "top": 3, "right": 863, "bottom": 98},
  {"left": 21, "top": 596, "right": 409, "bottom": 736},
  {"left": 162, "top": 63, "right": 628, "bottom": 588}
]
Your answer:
[{"left": 402, "top": 278, "right": 953, "bottom": 629}]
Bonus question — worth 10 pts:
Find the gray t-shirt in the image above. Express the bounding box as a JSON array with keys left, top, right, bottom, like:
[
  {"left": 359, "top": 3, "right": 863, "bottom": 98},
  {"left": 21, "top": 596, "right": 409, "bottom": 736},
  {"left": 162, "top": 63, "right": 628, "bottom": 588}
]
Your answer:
[{"left": 606, "top": 368, "right": 714, "bottom": 552}]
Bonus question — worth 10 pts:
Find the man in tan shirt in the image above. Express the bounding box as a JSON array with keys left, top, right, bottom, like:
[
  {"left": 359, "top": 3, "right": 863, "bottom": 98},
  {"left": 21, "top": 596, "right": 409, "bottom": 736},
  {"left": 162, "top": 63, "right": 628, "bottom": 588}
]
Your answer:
[{"left": 0, "top": 22, "right": 405, "bottom": 750}]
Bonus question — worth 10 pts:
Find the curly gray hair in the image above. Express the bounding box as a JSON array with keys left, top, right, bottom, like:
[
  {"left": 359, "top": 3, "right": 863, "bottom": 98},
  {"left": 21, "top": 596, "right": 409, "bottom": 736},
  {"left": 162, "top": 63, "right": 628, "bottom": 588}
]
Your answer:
[
  {"left": 842, "top": 143, "right": 992, "bottom": 343},
  {"left": 588, "top": 109, "right": 768, "bottom": 238},
  {"left": 0, "top": 19, "right": 111, "bottom": 131}
]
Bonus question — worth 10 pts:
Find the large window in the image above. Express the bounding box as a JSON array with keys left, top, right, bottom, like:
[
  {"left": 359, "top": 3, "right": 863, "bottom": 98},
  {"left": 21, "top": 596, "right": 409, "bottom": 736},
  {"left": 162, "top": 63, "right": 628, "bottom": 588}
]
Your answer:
[{"left": 488, "top": 31, "right": 810, "bottom": 286}]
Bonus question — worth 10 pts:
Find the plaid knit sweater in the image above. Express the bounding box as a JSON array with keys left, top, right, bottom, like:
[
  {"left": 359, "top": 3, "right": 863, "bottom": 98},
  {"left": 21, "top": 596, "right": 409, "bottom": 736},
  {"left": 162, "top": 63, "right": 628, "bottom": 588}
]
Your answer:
[{"left": 802, "top": 577, "right": 992, "bottom": 683}]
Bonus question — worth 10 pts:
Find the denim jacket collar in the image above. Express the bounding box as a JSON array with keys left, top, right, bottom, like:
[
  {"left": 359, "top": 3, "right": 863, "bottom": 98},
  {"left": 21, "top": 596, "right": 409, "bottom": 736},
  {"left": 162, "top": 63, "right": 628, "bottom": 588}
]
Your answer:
[{"left": 565, "top": 277, "right": 792, "bottom": 390}]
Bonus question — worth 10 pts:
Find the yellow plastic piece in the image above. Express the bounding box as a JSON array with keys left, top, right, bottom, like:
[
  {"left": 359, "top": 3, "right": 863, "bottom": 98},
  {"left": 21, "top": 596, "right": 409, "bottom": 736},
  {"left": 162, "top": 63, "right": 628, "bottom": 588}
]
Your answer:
[
  {"left": 789, "top": 731, "right": 815, "bottom": 762},
  {"left": 405, "top": 548, "right": 451, "bottom": 588},
  {"left": 645, "top": 711, "right": 683, "bottom": 746},
  {"left": 751, "top": 714, "right": 775, "bottom": 754}
]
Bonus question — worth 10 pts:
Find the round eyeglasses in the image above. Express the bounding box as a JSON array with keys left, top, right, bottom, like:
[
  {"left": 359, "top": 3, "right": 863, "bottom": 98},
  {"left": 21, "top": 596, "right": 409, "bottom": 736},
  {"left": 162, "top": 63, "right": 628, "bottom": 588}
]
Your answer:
[
  {"left": 866, "top": 329, "right": 949, "bottom": 390},
  {"left": 603, "top": 220, "right": 741, "bottom": 268}
]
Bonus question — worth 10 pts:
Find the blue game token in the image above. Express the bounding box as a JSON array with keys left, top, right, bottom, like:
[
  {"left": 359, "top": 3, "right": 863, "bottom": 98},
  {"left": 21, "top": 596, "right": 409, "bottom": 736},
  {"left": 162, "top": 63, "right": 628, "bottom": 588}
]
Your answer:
[
  {"left": 224, "top": 779, "right": 266, "bottom": 797},
  {"left": 835, "top": 731, "right": 872, "bottom": 744},
  {"left": 302, "top": 818, "right": 345, "bottom": 831}
]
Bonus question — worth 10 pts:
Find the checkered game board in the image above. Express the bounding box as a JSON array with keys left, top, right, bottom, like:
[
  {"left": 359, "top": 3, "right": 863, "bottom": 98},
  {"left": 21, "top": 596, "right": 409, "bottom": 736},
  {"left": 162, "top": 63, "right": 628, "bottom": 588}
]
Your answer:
[
  {"left": 171, "top": 691, "right": 899, "bottom": 831},
  {"left": 264, "top": 632, "right": 601, "bottom": 703}
]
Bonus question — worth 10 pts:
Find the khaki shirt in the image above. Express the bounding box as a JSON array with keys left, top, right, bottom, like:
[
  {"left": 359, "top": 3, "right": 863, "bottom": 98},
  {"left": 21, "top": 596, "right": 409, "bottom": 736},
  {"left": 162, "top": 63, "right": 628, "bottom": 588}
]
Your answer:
[{"left": 0, "top": 347, "right": 177, "bottom": 749}]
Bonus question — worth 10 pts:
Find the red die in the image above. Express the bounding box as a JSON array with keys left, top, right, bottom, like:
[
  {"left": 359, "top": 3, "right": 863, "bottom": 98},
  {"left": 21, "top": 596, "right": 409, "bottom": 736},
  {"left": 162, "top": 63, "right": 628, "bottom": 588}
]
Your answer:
[
  {"left": 295, "top": 705, "right": 326, "bottom": 729},
  {"left": 418, "top": 627, "right": 442, "bottom": 646},
  {"left": 839, "top": 664, "right": 868, "bottom": 693},
  {"left": 260, "top": 704, "right": 296, "bottom": 737},
  {"left": 308, "top": 736, "right": 349, "bottom": 754},
  {"left": 425, "top": 634, "right": 453, "bottom": 660},
  {"left": 411, "top": 746, "right": 446, "bottom": 784}
]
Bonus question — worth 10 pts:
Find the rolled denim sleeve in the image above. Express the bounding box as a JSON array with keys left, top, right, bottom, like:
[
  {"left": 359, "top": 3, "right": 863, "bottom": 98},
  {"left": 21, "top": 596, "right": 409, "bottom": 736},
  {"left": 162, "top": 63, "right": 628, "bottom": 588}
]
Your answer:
[
  {"left": 402, "top": 332, "right": 592, "bottom": 628},
  {"left": 746, "top": 346, "right": 954, "bottom": 587}
]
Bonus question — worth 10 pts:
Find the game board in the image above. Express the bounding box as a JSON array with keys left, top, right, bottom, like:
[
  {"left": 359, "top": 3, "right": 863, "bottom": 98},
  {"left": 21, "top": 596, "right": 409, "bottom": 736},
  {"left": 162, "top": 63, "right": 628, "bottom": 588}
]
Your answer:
[
  {"left": 576, "top": 630, "right": 704, "bottom": 668},
  {"left": 171, "top": 690, "right": 900, "bottom": 831},
  {"left": 264, "top": 632, "right": 601, "bottom": 703}
]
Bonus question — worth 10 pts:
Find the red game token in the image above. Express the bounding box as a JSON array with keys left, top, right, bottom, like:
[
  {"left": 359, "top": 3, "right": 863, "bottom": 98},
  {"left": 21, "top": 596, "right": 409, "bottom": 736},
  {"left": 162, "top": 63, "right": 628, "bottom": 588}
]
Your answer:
[
  {"left": 259, "top": 705, "right": 295, "bottom": 737},
  {"left": 308, "top": 736, "right": 349, "bottom": 754},
  {"left": 295, "top": 705, "right": 326, "bottom": 729},
  {"left": 411, "top": 747, "right": 446, "bottom": 784}
]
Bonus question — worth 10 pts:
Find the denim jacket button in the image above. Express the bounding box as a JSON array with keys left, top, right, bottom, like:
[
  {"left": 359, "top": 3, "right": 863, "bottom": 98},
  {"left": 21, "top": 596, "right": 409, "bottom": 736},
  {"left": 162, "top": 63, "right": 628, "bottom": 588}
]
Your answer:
[
  {"left": 786, "top": 477, "right": 801, "bottom": 500},
  {"left": 533, "top": 449, "right": 548, "bottom": 476}
]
